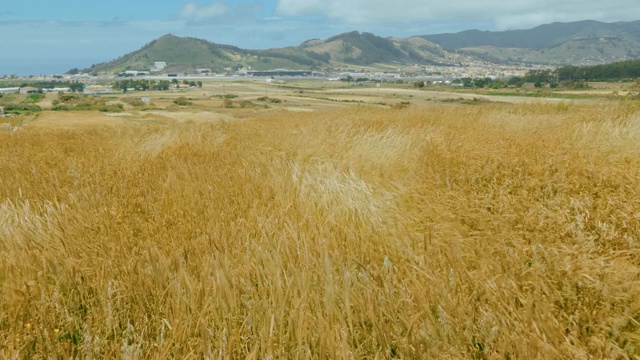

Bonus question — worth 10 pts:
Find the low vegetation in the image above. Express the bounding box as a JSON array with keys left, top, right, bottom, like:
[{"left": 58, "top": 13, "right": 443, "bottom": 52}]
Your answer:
[
  {"left": 51, "top": 93, "right": 124, "bottom": 112},
  {"left": 524, "top": 59, "right": 640, "bottom": 86},
  {"left": 172, "top": 97, "right": 192, "bottom": 106},
  {"left": 257, "top": 96, "right": 282, "bottom": 103},
  {"left": 3, "top": 104, "right": 42, "bottom": 115},
  {"left": 21, "top": 93, "right": 45, "bottom": 104},
  {"left": 1, "top": 99, "right": 640, "bottom": 358}
]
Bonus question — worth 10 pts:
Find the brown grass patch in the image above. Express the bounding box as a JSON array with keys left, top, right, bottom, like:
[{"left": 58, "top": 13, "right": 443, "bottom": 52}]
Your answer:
[{"left": 1, "top": 103, "right": 639, "bottom": 358}]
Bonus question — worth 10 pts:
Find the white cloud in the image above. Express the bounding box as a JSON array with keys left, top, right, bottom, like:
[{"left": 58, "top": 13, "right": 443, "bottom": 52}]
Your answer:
[
  {"left": 178, "top": 1, "right": 230, "bottom": 21},
  {"left": 275, "top": 0, "right": 640, "bottom": 29}
]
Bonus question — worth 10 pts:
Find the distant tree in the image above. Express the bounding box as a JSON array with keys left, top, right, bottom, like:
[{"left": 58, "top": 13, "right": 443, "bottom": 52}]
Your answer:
[
  {"left": 461, "top": 77, "right": 474, "bottom": 87},
  {"left": 525, "top": 69, "right": 554, "bottom": 83},
  {"left": 550, "top": 82, "right": 559, "bottom": 88},
  {"left": 507, "top": 76, "right": 525, "bottom": 88},
  {"left": 534, "top": 81, "right": 543, "bottom": 88},
  {"left": 197, "top": 81, "right": 203, "bottom": 88},
  {"left": 67, "top": 68, "right": 80, "bottom": 75},
  {"left": 158, "top": 80, "right": 171, "bottom": 91},
  {"left": 69, "top": 83, "right": 84, "bottom": 93},
  {"left": 474, "top": 78, "right": 486, "bottom": 88},
  {"left": 488, "top": 79, "right": 505, "bottom": 89}
]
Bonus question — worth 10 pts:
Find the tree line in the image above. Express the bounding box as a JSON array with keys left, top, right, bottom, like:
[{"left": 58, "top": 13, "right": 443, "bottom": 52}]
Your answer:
[
  {"left": 112, "top": 79, "right": 203, "bottom": 92},
  {"left": 524, "top": 60, "right": 640, "bottom": 83}
]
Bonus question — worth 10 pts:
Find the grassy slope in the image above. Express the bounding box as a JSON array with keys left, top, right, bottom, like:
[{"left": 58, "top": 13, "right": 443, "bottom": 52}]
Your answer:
[
  {"left": 89, "top": 35, "right": 240, "bottom": 73},
  {"left": 86, "top": 32, "right": 456, "bottom": 75},
  {"left": 1, "top": 103, "right": 640, "bottom": 358},
  {"left": 90, "top": 35, "right": 329, "bottom": 73},
  {"left": 301, "top": 31, "right": 451, "bottom": 66}
]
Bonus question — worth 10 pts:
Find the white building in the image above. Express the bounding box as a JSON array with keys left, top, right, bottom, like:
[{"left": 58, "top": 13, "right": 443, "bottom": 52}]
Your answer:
[
  {"left": 152, "top": 62, "right": 167, "bottom": 71},
  {"left": 20, "top": 87, "right": 39, "bottom": 94},
  {"left": 43, "top": 88, "right": 71, "bottom": 93},
  {"left": 84, "top": 85, "right": 113, "bottom": 94},
  {"left": 0, "top": 87, "right": 19, "bottom": 94}
]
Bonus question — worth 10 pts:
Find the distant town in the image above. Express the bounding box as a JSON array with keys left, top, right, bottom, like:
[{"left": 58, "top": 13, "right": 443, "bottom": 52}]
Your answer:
[{"left": 0, "top": 58, "right": 554, "bottom": 95}]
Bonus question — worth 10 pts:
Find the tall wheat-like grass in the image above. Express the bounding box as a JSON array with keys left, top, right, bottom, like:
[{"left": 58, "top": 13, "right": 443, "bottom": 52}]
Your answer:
[{"left": 1, "top": 103, "right": 639, "bottom": 359}]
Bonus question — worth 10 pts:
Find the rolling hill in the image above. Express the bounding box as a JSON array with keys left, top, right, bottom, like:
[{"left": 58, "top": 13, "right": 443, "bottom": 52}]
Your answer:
[
  {"left": 84, "top": 32, "right": 456, "bottom": 74},
  {"left": 422, "top": 20, "right": 640, "bottom": 65},
  {"left": 300, "top": 31, "right": 452, "bottom": 66},
  {"left": 83, "top": 20, "right": 640, "bottom": 74},
  {"left": 87, "top": 34, "right": 332, "bottom": 74},
  {"left": 88, "top": 34, "right": 240, "bottom": 73}
]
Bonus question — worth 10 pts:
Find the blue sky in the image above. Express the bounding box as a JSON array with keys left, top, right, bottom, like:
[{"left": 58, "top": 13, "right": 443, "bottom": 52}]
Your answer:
[{"left": 2, "top": 0, "right": 640, "bottom": 75}]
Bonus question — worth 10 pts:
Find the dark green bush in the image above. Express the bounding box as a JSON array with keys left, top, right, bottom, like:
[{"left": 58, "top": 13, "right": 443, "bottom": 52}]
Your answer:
[
  {"left": 173, "top": 97, "right": 192, "bottom": 106},
  {"left": 5, "top": 104, "right": 42, "bottom": 114}
]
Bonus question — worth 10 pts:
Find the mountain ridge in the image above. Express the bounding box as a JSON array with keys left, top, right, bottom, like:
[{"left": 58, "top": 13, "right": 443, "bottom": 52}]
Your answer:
[
  {"left": 83, "top": 20, "right": 640, "bottom": 74},
  {"left": 421, "top": 20, "right": 640, "bottom": 65},
  {"left": 86, "top": 31, "right": 455, "bottom": 74}
]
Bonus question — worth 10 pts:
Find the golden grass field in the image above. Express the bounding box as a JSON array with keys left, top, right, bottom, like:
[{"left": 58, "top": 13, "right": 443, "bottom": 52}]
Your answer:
[{"left": 1, "top": 83, "right": 640, "bottom": 359}]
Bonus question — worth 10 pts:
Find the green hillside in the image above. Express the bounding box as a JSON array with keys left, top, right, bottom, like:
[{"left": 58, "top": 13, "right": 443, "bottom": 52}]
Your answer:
[
  {"left": 84, "top": 32, "right": 454, "bottom": 75},
  {"left": 301, "top": 31, "right": 453, "bottom": 66},
  {"left": 88, "top": 34, "right": 244, "bottom": 73},
  {"left": 86, "top": 34, "right": 332, "bottom": 74}
]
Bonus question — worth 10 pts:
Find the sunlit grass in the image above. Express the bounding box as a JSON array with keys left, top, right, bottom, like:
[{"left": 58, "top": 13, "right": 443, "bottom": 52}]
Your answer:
[{"left": 1, "top": 102, "right": 639, "bottom": 359}]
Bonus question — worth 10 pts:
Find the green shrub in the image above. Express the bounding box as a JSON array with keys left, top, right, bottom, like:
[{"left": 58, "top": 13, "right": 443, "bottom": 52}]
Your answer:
[
  {"left": 239, "top": 100, "right": 257, "bottom": 108},
  {"left": 173, "top": 97, "right": 192, "bottom": 106},
  {"left": 99, "top": 104, "right": 125, "bottom": 113},
  {"left": 5, "top": 104, "right": 42, "bottom": 114},
  {"left": 257, "top": 96, "right": 282, "bottom": 103},
  {"left": 52, "top": 92, "right": 124, "bottom": 112}
]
